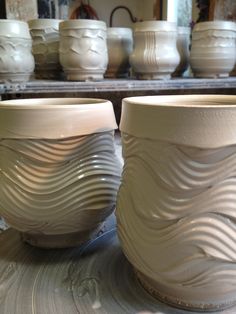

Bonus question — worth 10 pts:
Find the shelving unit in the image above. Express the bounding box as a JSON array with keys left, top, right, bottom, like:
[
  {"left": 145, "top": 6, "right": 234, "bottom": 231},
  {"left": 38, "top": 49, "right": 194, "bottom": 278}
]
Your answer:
[{"left": 1, "top": 77, "right": 236, "bottom": 122}]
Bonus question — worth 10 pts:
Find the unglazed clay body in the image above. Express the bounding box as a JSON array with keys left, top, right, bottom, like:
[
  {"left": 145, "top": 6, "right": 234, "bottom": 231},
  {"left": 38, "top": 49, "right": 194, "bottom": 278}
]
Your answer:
[
  {"left": 117, "top": 95, "right": 236, "bottom": 311},
  {"left": 172, "top": 26, "right": 190, "bottom": 77},
  {"left": 0, "top": 20, "right": 34, "bottom": 83},
  {"left": 28, "top": 19, "right": 63, "bottom": 79},
  {"left": 190, "top": 21, "right": 236, "bottom": 78},
  {"left": 0, "top": 98, "right": 121, "bottom": 248},
  {"left": 59, "top": 20, "right": 108, "bottom": 81},
  {"left": 129, "top": 21, "right": 180, "bottom": 80},
  {"left": 105, "top": 27, "right": 133, "bottom": 78}
]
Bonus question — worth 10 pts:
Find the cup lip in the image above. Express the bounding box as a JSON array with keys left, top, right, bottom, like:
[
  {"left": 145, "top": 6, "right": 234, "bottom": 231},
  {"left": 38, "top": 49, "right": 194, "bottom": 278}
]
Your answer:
[
  {"left": 107, "top": 27, "right": 132, "bottom": 35},
  {"left": 0, "top": 98, "right": 117, "bottom": 139},
  {"left": 120, "top": 95, "right": 236, "bottom": 149},
  {"left": 133, "top": 20, "right": 177, "bottom": 32},
  {"left": 28, "top": 19, "right": 63, "bottom": 30},
  {"left": 0, "top": 19, "right": 31, "bottom": 38},
  {"left": 193, "top": 20, "right": 236, "bottom": 32},
  {"left": 59, "top": 19, "right": 106, "bottom": 31}
]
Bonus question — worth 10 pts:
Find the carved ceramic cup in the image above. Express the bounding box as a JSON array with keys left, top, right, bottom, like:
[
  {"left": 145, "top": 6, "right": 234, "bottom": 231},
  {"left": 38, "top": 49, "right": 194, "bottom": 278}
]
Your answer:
[
  {"left": 172, "top": 26, "right": 191, "bottom": 77},
  {"left": 190, "top": 21, "right": 236, "bottom": 78},
  {"left": 28, "top": 19, "right": 63, "bottom": 79},
  {"left": 129, "top": 21, "right": 180, "bottom": 79},
  {"left": 59, "top": 20, "right": 108, "bottom": 81},
  {"left": 117, "top": 95, "right": 236, "bottom": 311},
  {"left": 0, "top": 20, "right": 34, "bottom": 83},
  {"left": 105, "top": 27, "right": 133, "bottom": 78},
  {"left": 0, "top": 98, "right": 121, "bottom": 248}
]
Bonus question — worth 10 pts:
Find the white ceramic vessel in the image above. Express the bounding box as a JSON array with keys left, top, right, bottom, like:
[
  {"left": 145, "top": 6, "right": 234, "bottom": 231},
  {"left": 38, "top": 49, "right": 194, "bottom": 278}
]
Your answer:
[
  {"left": 172, "top": 26, "right": 190, "bottom": 77},
  {"left": 117, "top": 95, "right": 236, "bottom": 311},
  {"left": 129, "top": 21, "right": 180, "bottom": 80},
  {"left": 105, "top": 27, "right": 133, "bottom": 78},
  {"left": 28, "top": 19, "right": 63, "bottom": 80},
  {"left": 190, "top": 21, "right": 236, "bottom": 78},
  {"left": 0, "top": 98, "right": 121, "bottom": 248},
  {"left": 0, "top": 19, "right": 34, "bottom": 83},
  {"left": 59, "top": 20, "right": 108, "bottom": 81}
]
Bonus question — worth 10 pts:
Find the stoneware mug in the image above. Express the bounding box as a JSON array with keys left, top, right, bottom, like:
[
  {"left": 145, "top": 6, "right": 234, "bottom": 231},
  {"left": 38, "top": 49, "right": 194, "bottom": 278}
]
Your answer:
[
  {"left": 0, "top": 98, "right": 121, "bottom": 248},
  {"left": 117, "top": 94, "right": 236, "bottom": 311}
]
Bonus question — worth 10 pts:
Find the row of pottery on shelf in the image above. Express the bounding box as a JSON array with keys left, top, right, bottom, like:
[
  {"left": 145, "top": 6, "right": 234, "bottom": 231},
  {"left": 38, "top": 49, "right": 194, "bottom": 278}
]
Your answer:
[
  {"left": 1, "top": 95, "right": 236, "bottom": 312},
  {"left": 0, "top": 19, "right": 235, "bottom": 82}
]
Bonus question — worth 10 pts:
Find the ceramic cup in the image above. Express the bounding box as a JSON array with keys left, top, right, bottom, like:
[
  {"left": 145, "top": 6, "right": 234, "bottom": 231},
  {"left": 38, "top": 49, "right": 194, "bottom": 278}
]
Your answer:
[
  {"left": 0, "top": 19, "right": 34, "bottom": 83},
  {"left": 28, "top": 19, "right": 63, "bottom": 80},
  {"left": 0, "top": 98, "right": 121, "bottom": 248},
  {"left": 129, "top": 21, "right": 180, "bottom": 80},
  {"left": 172, "top": 26, "right": 191, "bottom": 77},
  {"left": 59, "top": 20, "right": 108, "bottom": 81},
  {"left": 190, "top": 21, "right": 236, "bottom": 78},
  {"left": 105, "top": 27, "right": 133, "bottom": 78},
  {"left": 117, "top": 95, "right": 236, "bottom": 311}
]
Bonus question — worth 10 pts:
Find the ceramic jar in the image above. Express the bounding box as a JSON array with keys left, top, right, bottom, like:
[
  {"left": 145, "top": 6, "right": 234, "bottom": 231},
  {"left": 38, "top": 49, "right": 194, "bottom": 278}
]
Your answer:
[
  {"left": 0, "top": 98, "right": 121, "bottom": 248},
  {"left": 172, "top": 26, "right": 191, "bottom": 77},
  {"left": 105, "top": 27, "right": 133, "bottom": 78},
  {"left": 28, "top": 19, "right": 63, "bottom": 80},
  {"left": 0, "top": 20, "right": 34, "bottom": 83},
  {"left": 190, "top": 21, "right": 236, "bottom": 78},
  {"left": 117, "top": 95, "right": 236, "bottom": 311},
  {"left": 129, "top": 21, "right": 180, "bottom": 80},
  {"left": 59, "top": 20, "right": 108, "bottom": 81}
]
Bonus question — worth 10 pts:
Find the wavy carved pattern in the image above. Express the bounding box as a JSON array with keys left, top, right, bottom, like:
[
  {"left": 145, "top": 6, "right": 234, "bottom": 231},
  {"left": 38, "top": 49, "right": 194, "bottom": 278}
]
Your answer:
[
  {"left": 117, "top": 133, "right": 236, "bottom": 294},
  {"left": 0, "top": 132, "right": 121, "bottom": 235}
]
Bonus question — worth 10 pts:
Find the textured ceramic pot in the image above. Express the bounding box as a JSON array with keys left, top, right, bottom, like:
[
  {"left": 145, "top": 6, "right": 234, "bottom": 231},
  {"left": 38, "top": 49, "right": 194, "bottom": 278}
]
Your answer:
[
  {"left": 0, "top": 20, "right": 34, "bottom": 83},
  {"left": 59, "top": 20, "right": 108, "bottom": 81},
  {"left": 190, "top": 21, "right": 236, "bottom": 78},
  {"left": 172, "top": 26, "right": 190, "bottom": 77},
  {"left": 28, "top": 19, "right": 63, "bottom": 80},
  {"left": 105, "top": 27, "right": 133, "bottom": 78},
  {"left": 129, "top": 21, "right": 180, "bottom": 80},
  {"left": 0, "top": 98, "right": 121, "bottom": 248},
  {"left": 117, "top": 95, "right": 236, "bottom": 311}
]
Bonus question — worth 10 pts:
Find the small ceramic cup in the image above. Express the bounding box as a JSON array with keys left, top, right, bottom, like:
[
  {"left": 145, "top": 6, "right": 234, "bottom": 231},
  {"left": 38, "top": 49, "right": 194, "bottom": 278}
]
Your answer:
[
  {"left": 0, "top": 19, "right": 34, "bottom": 83},
  {"left": 190, "top": 21, "right": 236, "bottom": 78},
  {"left": 28, "top": 19, "right": 63, "bottom": 80},
  {"left": 0, "top": 98, "right": 121, "bottom": 248},
  {"left": 105, "top": 27, "right": 133, "bottom": 78},
  {"left": 59, "top": 20, "right": 108, "bottom": 81},
  {"left": 129, "top": 21, "right": 180, "bottom": 79},
  {"left": 117, "top": 94, "right": 236, "bottom": 311}
]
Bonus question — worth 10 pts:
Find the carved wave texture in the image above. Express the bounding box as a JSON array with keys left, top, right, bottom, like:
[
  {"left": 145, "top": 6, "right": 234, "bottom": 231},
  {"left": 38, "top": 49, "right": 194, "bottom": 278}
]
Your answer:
[
  {"left": 0, "top": 132, "right": 121, "bottom": 235},
  {"left": 117, "top": 133, "right": 236, "bottom": 292}
]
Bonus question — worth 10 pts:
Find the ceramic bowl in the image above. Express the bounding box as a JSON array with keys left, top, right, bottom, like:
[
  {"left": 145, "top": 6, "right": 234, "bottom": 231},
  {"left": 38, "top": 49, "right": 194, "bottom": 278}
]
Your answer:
[
  {"left": 0, "top": 19, "right": 34, "bottom": 83},
  {"left": 0, "top": 98, "right": 121, "bottom": 248},
  {"left": 117, "top": 95, "right": 236, "bottom": 311}
]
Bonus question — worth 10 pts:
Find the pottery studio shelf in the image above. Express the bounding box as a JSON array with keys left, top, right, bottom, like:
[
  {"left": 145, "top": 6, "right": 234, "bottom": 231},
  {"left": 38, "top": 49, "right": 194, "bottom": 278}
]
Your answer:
[{"left": 1, "top": 77, "right": 236, "bottom": 122}]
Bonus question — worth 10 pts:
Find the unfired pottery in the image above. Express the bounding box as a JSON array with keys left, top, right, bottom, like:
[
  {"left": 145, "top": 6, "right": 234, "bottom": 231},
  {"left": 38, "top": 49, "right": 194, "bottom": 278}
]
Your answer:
[
  {"left": 0, "top": 19, "right": 34, "bottom": 83},
  {"left": 28, "top": 19, "right": 63, "bottom": 79},
  {"left": 190, "top": 21, "right": 236, "bottom": 78},
  {"left": 105, "top": 27, "right": 133, "bottom": 78},
  {"left": 172, "top": 26, "right": 190, "bottom": 77},
  {"left": 129, "top": 21, "right": 180, "bottom": 80},
  {"left": 117, "top": 95, "right": 236, "bottom": 311},
  {"left": 0, "top": 98, "right": 121, "bottom": 248},
  {"left": 59, "top": 20, "right": 108, "bottom": 81}
]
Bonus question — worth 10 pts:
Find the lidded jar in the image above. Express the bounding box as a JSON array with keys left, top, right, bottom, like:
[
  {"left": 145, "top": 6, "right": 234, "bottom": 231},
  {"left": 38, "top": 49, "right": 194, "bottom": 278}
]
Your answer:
[
  {"left": 105, "top": 27, "right": 133, "bottom": 78},
  {"left": 28, "top": 19, "right": 63, "bottom": 80},
  {"left": 0, "top": 20, "right": 34, "bottom": 83},
  {"left": 59, "top": 19, "right": 108, "bottom": 81},
  {"left": 190, "top": 21, "right": 236, "bottom": 78},
  {"left": 129, "top": 21, "right": 180, "bottom": 80}
]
